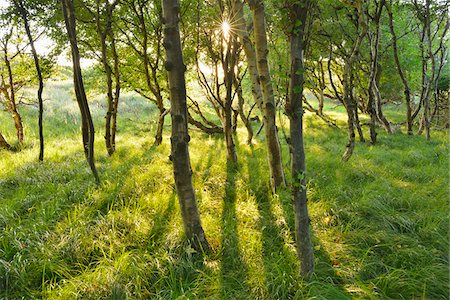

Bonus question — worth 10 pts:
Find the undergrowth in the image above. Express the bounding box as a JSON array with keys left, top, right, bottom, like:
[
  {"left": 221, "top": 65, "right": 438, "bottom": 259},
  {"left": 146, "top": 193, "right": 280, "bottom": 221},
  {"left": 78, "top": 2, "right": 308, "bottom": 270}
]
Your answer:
[{"left": 0, "top": 81, "right": 448, "bottom": 299}]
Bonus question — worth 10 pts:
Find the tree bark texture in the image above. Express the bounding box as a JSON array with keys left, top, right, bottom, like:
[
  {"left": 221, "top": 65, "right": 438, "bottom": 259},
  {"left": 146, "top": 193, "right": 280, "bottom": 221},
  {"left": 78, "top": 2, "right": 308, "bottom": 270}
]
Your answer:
[
  {"left": 61, "top": 0, "right": 100, "bottom": 183},
  {"left": 285, "top": 0, "right": 314, "bottom": 277},
  {"left": 247, "top": 0, "right": 286, "bottom": 190},
  {"left": 162, "top": 0, "right": 210, "bottom": 252}
]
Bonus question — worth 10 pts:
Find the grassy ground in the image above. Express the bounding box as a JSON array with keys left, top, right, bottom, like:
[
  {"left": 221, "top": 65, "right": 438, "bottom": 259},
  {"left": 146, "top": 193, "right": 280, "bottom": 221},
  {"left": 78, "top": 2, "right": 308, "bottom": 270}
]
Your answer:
[{"left": 0, "top": 81, "right": 448, "bottom": 299}]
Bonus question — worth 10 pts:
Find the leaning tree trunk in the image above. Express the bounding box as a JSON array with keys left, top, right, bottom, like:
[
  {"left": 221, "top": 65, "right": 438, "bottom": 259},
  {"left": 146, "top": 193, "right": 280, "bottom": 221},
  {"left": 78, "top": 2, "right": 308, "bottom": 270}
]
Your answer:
[
  {"left": 61, "top": 0, "right": 99, "bottom": 183},
  {"left": 387, "top": 0, "right": 413, "bottom": 135},
  {"left": 286, "top": 0, "right": 314, "bottom": 277},
  {"left": 162, "top": 0, "right": 210, "bottom": 252},
  {"left": 0, "top": 132, "right": 11, "bottom": 150},
  {"left": 14, "top": 0, "right": 44, "bottom": 159},
  {"left": 247, "top": 0, "right": 286, "bottom": 190},
  {"left": 232, "top": 0, "right": 263, "bottom": 111}
]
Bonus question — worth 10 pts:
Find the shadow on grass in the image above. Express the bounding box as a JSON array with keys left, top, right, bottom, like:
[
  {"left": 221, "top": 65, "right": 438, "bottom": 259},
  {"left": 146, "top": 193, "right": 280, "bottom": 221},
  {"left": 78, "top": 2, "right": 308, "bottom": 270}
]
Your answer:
[
  {"left": 146, "top": 192, "right": 176, "bottom": 251},
  {"left": 246, "top": 152, "right": 300, "bottom": 298},
  {"left": 246, "top": 147, "right": 353, "bottom": 299},
  {"left": 220, "top": 160, "right": 250, "bottom": 298},
  {"left": 0, "top": 143, "right": 160, "bottom": 298}
]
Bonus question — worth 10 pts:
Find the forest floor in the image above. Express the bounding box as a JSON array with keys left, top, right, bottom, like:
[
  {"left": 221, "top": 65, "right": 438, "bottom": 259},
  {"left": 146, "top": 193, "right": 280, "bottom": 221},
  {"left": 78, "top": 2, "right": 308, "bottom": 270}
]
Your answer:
[{"left": 0, "top": 80, "right": 448, "bottom": 299}]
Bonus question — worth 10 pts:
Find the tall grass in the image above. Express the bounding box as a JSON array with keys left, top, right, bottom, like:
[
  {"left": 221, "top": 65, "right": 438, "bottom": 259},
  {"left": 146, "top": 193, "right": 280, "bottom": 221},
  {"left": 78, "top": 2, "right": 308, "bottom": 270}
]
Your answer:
[{"left": 0, "top": 81, "right": 448, "bottom": 299}]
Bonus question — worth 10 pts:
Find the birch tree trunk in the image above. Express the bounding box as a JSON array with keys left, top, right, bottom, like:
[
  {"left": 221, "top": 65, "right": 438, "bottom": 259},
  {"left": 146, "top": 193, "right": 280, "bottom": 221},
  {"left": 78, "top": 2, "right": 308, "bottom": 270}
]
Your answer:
[
  {"left": 387, "top": 0, "right": 413, "bottom": 135},
  {"left": 341, "top": 0, "right": 368, "bottom": 162},
  {"left": 162, "top": 0, "right": 210, "bottom": 252},
  {"left": 13, "top": 0, "right": 44, "bottom": 159},
  {"left": 61, "top": 0, "right": 100, "bottom": 183},
  {"left": 232, "top": 0, "right": 263, "bottom": 111},
  {"left": 285, "top": 0, "right": 314, "bottom": 277},
  {"left": 247, "top": 0, "right": 286, "bottom": 190}
]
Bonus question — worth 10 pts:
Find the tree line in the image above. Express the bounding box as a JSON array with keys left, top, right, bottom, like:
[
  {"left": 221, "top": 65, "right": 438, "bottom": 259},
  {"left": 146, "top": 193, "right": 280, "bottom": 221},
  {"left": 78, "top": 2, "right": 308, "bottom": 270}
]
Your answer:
[{"left": 0, "top": 0, "right": 448, "bottom": 276}]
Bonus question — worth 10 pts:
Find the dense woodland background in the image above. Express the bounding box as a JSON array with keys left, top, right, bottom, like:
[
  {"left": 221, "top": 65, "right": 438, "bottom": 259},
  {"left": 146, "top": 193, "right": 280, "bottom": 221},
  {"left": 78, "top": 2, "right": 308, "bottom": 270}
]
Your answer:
[{"left": 0, "top": 0, "right": 448, "bottom": 298}]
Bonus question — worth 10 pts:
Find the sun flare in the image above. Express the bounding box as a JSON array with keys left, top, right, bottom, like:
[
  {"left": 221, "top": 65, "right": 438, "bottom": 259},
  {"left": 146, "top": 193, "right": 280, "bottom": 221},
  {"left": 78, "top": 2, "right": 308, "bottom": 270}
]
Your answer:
[{"left": 222, "top": 20, "right": 231, "bottom": 38}]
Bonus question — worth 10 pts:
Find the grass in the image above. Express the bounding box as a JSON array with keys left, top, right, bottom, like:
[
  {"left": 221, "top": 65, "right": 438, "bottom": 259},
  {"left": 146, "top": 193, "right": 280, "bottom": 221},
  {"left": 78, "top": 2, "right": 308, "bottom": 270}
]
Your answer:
[{"left": 0, "top": 81, "right": 448, "bottom": 299}]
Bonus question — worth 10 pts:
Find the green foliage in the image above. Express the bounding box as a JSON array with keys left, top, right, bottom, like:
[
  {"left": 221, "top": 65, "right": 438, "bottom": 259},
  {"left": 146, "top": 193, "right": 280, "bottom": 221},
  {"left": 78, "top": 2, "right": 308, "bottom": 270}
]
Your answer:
[{"left": 0, "top": 83, "right": 448, "bottom": 299}]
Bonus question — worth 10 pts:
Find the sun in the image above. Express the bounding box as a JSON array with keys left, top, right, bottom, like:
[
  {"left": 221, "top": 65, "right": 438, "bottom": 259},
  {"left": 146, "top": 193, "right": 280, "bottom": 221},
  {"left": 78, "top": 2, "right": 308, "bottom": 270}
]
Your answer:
[{"left": 222, "top": 20, "right": 231, "bottom": 38}]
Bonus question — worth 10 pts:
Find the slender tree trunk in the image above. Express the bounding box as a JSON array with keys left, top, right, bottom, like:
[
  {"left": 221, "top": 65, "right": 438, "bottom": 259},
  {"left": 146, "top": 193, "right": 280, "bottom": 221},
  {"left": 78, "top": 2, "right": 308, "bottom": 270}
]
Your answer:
[
  {"left": 350, "top": 75, "right": 365, "bottom": 143},
  {"left": 342, "top": 0, "right": 368, "bottom": 162},
  {"left": 95, "top": 0, "right": 119, "bottom": 156},
  {"left": 374, "top": 64, "right": 392, "bottom": 133},
  {"left": 223, "top": 37, "right": 238, "bottom": 163},
  {"left": 387, "top": 0, "right": 413, "bottom": 134},
  {"left": 61, "top": 0, "right": 99, "bottom": 183},
  {"left": 234, "top": 74, "right": 253, "bottom": 144},
  {"left": 4, "top": 46, "right": 24, "bottom": 145},
  {"left": 317, "top": 59, "right": 326, "bottom": 115},
  {"left": 367, "top": 1, "right": 386, "bottom": 143},
  {"left": 247, "top": 0, "right": 286, "bottom": 190},
  {"left": 155, "top": 105, "right": 169, "bottom": 146},
  {"left": 0, "top": 132, "right": 11, "bottom": 150},
  {"left": 232, "top": 0, "right": 263, "bottom": 111},
  {"left": 285, "top": 0, "right": 314, "bottom": 277},
  {"left": 14, "top": 0, "right": 44, "bottom": 159},
  {"left": 110, "top": 30, "right": 120, "bottom": 150},
  {"left": 367, "top": 79, "right": 378, "bottom": 143},
  {"left": 162, "top": 0, "right": 210, "bottom": 252}
]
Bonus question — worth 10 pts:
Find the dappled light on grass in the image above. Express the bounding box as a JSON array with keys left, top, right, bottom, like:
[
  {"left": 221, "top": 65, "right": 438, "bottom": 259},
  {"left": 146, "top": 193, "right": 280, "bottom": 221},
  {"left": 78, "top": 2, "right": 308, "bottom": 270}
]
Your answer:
[{"left": 0, "top": 93, "right": 448, "bottom": 299}]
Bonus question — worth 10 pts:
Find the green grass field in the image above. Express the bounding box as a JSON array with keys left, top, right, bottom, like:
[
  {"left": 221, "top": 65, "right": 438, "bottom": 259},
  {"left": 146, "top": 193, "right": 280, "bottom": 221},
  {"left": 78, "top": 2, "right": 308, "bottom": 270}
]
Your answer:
[{"left": 0, "top": 81, "right": 448, "bottom": 299}]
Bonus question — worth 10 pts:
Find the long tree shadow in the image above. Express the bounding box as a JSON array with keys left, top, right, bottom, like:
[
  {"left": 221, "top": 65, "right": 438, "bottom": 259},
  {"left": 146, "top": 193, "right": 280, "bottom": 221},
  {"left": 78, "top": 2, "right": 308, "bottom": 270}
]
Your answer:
[
  {"left": 246, "top": 148, "right": 353, "bottom": 298},
  {"left": 246, "top": 151, "right": 300, "bottom": 298},
  {"left": 220, "top": 160, "right": 250, "bottom": 299}
]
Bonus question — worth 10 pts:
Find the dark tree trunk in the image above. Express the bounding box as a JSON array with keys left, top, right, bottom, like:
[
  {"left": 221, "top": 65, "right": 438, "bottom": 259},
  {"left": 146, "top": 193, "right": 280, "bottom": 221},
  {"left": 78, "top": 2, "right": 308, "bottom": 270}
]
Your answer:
[
  {"left": 387, "top": 0, "right": 413, "bottom": 134},
  {"left": 341, "top": 0, "right": 367, "bottom": 162},
  {"left": 61, "top": 0, "right": 99, "bottom": 183},
  {"left": 95, "top": 0, "right": 120, "bottom": 156},
  {"left": 366, "top": 0, "right": 387, "bottom": 143},
  {"left": 162, "top": 0, "right": 210, "bottom": 252},
  {"left": 14, "top": 0, "right": 44, "bottom": 159},
  {"left": 247, "top": 0, "right": 286, "bottom": 190},
  {"left": 350, "top": 74, "right": 365, "bottom": 143},
  {"left": 223, "top": 35, "right": 238, "bottom": 163},
  {"left": 0, "top": 132, "right": 11, "bottom": 150},
  {"left": 187, "top": 111, "right": 223, "bottom": 134},
  {"left": 110, "top": 31, "right": 120, "bottom": 150},
  {"left": 234, "top": 74, "right": 253, "bottom": 145},
  {"left": 285, "top": 0, "right": 314, "bottom": 277},
  {"left": 155, "top": 107, "right": 169, "bottom": 146},
  {"left": 374, "top": 64, "right": 392, "bottom": 133}
]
